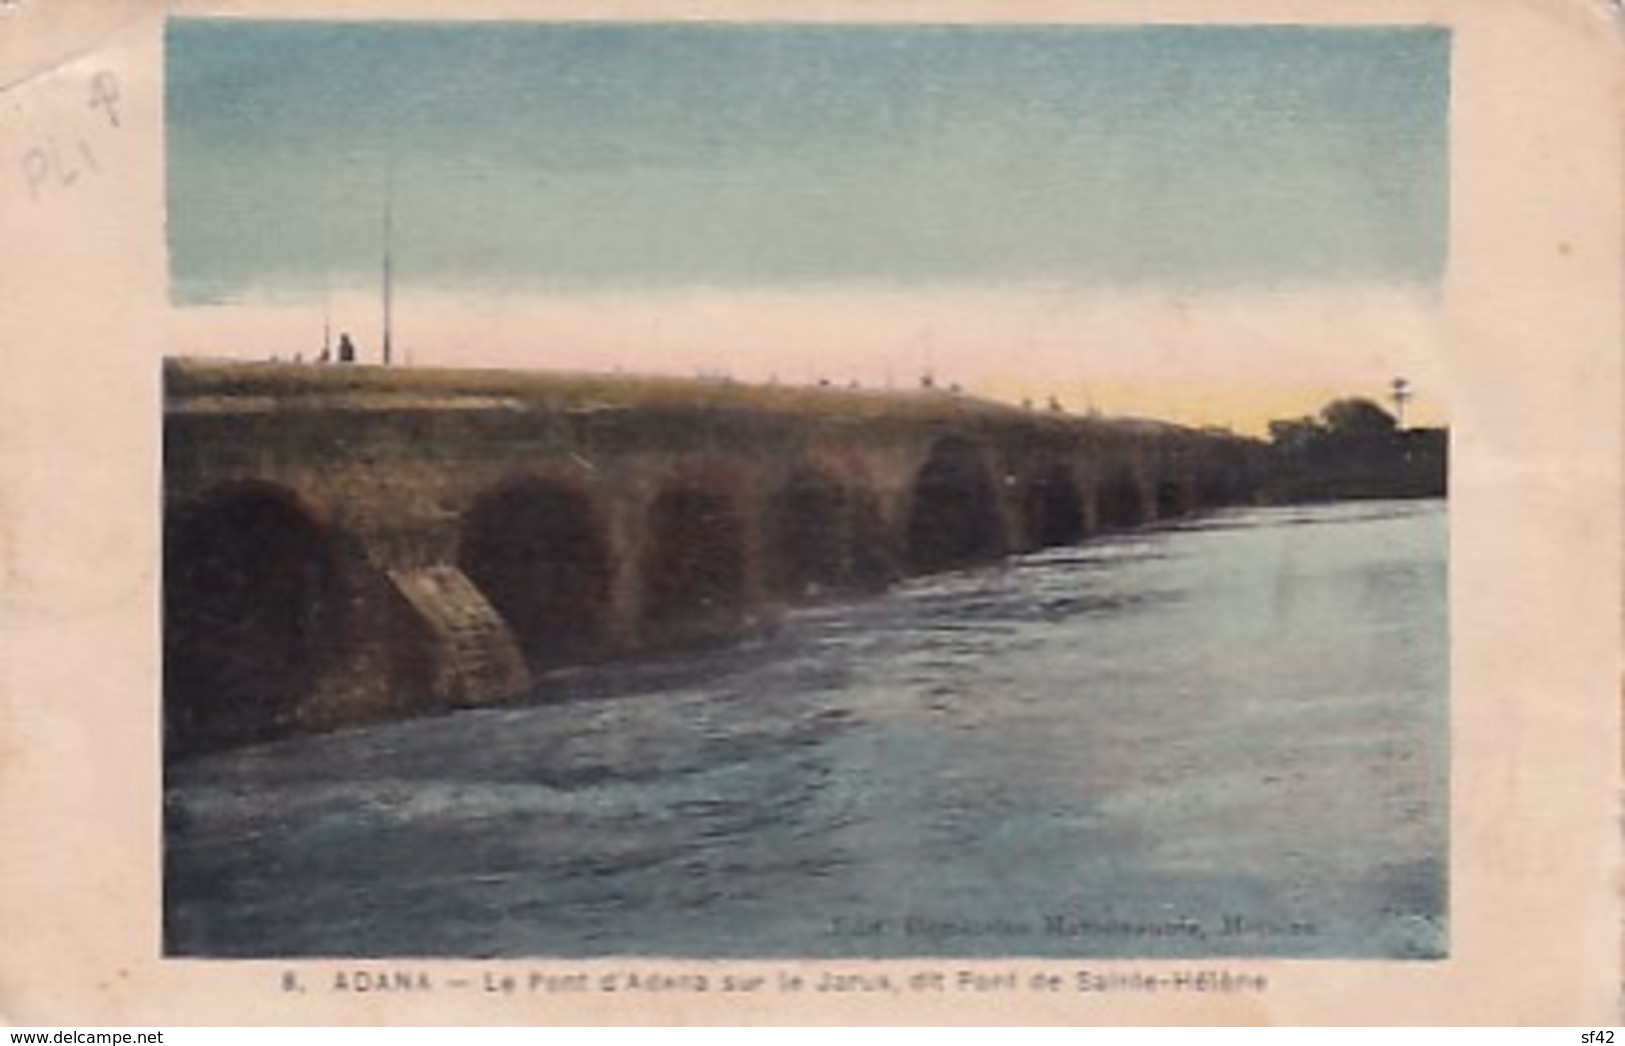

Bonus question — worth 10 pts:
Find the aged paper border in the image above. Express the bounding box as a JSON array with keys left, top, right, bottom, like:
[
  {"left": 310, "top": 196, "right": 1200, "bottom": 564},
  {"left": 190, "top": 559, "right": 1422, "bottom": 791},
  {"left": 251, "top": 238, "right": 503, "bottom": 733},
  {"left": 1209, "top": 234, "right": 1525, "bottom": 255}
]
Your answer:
[{"left": 1, "top": 0, "right": 1620, "bottom": 1025}]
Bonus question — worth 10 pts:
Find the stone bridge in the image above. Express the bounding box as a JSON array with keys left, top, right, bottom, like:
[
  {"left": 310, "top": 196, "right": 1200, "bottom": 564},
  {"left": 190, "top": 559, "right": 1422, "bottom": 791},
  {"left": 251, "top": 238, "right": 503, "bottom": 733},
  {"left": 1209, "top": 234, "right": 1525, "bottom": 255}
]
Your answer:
[{"left": 163, "top": 359, "right": 1264, "bottom": 755}]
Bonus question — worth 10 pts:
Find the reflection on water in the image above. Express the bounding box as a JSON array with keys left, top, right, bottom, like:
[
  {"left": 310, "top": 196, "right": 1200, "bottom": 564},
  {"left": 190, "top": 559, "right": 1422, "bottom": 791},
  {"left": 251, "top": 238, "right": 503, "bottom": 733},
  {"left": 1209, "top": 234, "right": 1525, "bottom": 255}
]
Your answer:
[{"left": 165, "top": 499, "right": 1448, "bottom": 959}]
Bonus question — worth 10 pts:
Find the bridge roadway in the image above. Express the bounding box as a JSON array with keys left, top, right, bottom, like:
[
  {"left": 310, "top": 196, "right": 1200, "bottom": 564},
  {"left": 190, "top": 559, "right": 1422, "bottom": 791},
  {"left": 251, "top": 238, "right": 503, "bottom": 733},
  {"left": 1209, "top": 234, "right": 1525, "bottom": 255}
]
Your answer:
[{"left": 163, "top": 359, "right": 1264, "bottom": 755}]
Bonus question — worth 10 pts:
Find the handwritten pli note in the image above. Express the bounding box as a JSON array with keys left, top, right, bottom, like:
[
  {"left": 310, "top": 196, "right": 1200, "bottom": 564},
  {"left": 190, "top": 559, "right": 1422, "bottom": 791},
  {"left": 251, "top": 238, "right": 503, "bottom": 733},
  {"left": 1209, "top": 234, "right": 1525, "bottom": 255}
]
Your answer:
[{"left": 17, "top": 69, "right": 120, "bottom": 202}]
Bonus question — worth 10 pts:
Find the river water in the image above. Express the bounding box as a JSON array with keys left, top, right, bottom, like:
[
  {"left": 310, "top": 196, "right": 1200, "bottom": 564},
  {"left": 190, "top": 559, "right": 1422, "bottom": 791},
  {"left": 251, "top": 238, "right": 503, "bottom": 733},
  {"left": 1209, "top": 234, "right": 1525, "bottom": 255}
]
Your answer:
[{"left": 165, "top": 498, "right": 1448, "bottom": 960}]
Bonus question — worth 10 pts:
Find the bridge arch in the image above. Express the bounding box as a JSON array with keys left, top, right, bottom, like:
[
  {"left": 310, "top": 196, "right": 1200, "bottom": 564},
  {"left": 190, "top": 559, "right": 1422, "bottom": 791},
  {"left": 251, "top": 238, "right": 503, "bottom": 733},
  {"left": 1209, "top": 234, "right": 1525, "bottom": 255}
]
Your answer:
[
  {"left": 1096, "top": 465, "right": 1148, "bottom": 530},
  {"left": 1024, "top": 463, "right": 1085, "bottom": 549},
  {"left": 639, "top": 468, "right": 750, "bottom": 641},
  {"left": 1155, "top": 477, "right": 1193, "bottom": 521},
  {"left": 907, "top": 436, "right": 1005, "bottom": 573},
  {"left": 164, "top": 480, "right": 346, "bottom": 754},
  {"left": 765, "top": 462, "right": 893, "bottom": 598},
  {"left": 458, "top": 474, "right": 613, "bottom": 669},
  {"left": 1197, "top": 470, "right": 1234, "bottom": 509}
]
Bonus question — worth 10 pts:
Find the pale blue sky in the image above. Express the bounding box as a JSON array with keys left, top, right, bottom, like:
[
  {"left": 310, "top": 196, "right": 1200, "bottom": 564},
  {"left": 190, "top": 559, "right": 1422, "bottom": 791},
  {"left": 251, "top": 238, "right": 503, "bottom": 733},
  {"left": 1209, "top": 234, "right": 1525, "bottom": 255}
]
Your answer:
[{"left": 167, "top": 21, "right": 1449, "bottom": 305}]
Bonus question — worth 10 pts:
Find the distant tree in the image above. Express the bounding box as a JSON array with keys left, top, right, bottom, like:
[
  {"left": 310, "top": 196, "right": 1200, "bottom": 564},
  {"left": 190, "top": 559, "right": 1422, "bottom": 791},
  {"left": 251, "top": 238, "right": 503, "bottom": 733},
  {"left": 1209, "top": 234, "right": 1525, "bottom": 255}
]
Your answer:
[
  {"left": 1268, "top": 416, "right": 1322, "bottom": 455},
  {"left": 1319, "top": 398, "right": 1397, "bottom": 439},
  {"left": 1263, "top": 394, "right": 1439, "bottom": 503}
]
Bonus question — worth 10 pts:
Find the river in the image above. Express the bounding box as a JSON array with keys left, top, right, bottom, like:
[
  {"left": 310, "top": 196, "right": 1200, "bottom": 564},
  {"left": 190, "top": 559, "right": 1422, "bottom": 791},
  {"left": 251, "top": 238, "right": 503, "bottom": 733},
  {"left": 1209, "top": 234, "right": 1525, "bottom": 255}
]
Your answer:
[{"left": 165, "top": 498, "right": 1448, "bottom": 960}]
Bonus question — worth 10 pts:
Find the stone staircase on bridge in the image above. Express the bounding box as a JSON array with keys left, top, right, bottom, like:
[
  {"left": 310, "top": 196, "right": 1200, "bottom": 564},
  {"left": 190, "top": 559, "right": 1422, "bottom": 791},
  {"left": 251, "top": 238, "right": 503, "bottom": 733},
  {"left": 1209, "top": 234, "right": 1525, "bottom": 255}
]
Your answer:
[{"left": 387, "top": 566, "right": 532, "bottom": 708}]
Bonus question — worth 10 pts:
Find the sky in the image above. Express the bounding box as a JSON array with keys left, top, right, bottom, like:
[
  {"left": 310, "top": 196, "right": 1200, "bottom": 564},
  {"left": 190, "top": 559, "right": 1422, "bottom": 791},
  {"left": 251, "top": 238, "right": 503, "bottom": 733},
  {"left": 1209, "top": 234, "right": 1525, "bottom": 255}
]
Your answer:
[{"left": 166, "top": 20, "right": 1451, "bottom": 431}]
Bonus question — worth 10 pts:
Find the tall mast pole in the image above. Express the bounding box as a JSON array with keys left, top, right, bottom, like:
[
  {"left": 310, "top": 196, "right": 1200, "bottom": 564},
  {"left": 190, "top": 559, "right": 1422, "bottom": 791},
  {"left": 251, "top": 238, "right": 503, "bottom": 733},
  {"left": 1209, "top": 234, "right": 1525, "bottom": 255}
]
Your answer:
[
  {"left": 1390, "top": 376, "right": 1411, "bottom": 429},
  {"left": 381, "top": 183, "right": 394, "bottom": 367}
]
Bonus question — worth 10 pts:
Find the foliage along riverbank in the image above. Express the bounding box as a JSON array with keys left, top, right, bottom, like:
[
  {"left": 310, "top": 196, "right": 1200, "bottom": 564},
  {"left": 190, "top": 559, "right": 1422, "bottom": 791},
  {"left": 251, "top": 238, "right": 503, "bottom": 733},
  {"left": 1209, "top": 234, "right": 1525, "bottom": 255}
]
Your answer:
[{"left": 1260, "top": 397, "right": 1446, "bottom": 504}]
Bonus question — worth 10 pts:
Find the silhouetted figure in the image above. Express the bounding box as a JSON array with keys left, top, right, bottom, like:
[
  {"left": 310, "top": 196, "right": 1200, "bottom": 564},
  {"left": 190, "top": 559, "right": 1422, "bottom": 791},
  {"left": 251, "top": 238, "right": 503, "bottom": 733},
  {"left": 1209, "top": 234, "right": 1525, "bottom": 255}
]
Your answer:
[{"left": 337, "top": 333, "right": 356, "bottom": 364}]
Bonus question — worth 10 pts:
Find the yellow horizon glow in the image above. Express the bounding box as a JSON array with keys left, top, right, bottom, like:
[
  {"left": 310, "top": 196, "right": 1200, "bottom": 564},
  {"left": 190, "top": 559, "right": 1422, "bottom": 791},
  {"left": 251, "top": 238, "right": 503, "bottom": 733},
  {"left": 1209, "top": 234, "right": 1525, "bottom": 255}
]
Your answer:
[{"left": 170, "top": 285, "right": 1449, "bottom": 436}]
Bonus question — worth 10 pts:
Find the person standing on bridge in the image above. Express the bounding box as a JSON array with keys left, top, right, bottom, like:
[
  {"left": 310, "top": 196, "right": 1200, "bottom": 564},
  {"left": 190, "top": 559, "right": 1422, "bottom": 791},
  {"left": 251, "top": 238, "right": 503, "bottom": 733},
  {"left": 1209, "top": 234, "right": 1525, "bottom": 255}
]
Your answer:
[{"left": 337, "top": 333, "right": 356, "bottom": 364}]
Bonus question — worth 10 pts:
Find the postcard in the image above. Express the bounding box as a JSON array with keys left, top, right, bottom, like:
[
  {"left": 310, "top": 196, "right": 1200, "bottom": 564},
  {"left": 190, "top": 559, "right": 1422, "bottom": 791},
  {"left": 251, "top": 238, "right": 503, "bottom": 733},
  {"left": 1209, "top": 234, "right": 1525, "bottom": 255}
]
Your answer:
[{"left": 0, "top": 0, "right": 1619, "bottom": 1025}]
